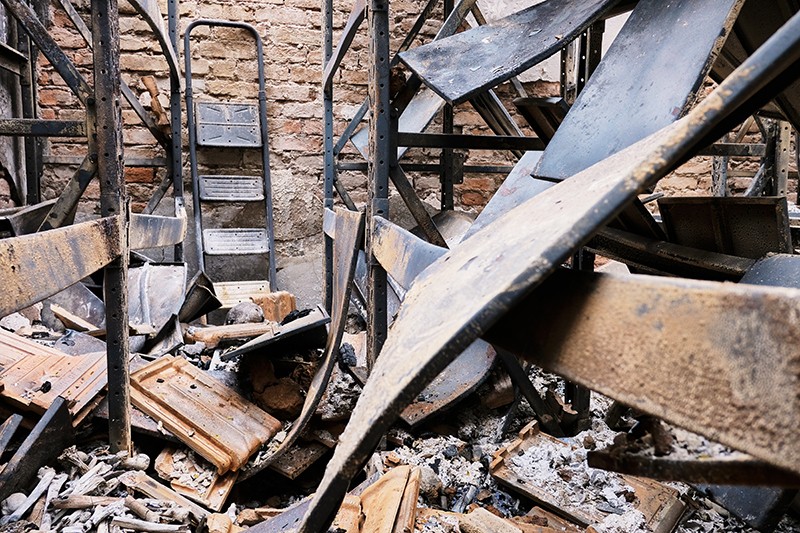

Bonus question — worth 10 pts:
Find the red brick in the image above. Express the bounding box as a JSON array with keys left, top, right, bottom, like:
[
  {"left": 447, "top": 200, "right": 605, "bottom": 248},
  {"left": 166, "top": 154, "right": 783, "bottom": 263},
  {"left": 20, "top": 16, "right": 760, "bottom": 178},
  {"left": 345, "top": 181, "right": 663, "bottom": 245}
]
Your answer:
[{"left": 125, "top": 167, "right": 156, "bottom": 184}]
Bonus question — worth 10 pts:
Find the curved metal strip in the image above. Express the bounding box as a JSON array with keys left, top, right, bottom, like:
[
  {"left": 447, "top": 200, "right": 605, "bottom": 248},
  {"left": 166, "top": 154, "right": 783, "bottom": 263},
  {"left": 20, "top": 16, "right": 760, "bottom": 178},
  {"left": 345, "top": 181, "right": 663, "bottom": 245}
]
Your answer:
[{"left": 128, "top": 0, "right": 181, "bottom": 84}]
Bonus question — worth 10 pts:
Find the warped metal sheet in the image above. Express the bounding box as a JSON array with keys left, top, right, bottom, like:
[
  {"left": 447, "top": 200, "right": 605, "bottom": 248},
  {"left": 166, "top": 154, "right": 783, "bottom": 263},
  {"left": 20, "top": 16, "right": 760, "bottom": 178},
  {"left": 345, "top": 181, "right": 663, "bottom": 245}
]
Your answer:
[
  {"left": 129, "top": 212, "right": 187, "bottom": 250},
  {"left": 239, "top": 208, "right": 363, "bottom": 481},
  {"left": 658, "top": 196, "right": 792, "bottom": 259},
  {"left": 0, "top": 216, "right": 121, "bottom": 317},
  {"left": 398, "top": 0, "right": 619, "bottom": 105},
  {"left": 296, "top": 16, "right": 800, "bottom": 529},
  {"left": 535, "top": 0, "right": 743, "bottom": 181},
  {"left": 372, "top": 216, "right": 496, "bottom": 427},
  {"left": 128, "top": 263, "right": 187, "bottom": 335}
]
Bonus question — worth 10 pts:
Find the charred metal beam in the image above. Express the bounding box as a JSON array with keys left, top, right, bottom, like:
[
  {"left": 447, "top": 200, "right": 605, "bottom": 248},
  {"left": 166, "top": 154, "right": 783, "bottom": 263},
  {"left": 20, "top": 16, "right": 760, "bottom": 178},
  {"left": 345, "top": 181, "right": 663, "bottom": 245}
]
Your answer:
[
  {"left": 295, "top": 14, "right": 800, "bottom": 529},
  {"left": 2, "top": 0, "right": 91, "bottom": 103},
  {"left": 699, "top": 142, "right": 766, "bottom": 157},
  {"left": 38, "top": 155, "right": 96, "bottom": 231},
  {"left": 485, "top": 268, "right": 800, "bottom": 476},
  {"left": 586, "top": 227, "right": 754, "bottom": 281},
  {"left": 0, "top": 119, "right": 85, "bottom": 137},
  {"left": 0, "top": 41, "right": 26, "bottom": 76},
  {"left": 92, "top": 0, "right": 130, "bottom": 455},
  {"left": 390, "top": 165, "right": 446, "bottom": 247},
  {"left": 587, "top": 448, "right": 800, "bottom": 487},
  {"left": 397, "top": 132, "right": 545, "bottom": 151},
  {"left": 0, "top": 216, "right": 122, "bottom": 317},
  {"left": 323, "top": 0, "right": 365, "bottom": 90}
]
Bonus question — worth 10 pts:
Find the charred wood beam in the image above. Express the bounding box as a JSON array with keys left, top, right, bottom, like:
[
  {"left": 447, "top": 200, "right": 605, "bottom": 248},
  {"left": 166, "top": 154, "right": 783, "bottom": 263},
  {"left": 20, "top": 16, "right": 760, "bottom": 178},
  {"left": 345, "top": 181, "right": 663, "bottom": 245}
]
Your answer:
[
  {"left": 0, "top": 119, "right": 85, "bottom": 137},
  {"left": 699, "top": 142, "right": 766, "bottom": 157}
]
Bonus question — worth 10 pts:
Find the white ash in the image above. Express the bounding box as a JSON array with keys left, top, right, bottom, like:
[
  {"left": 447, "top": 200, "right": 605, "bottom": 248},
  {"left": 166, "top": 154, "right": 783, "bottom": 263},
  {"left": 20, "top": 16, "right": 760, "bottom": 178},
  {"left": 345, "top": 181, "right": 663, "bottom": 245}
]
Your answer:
[
  {"left": 316, "top": 366, "right": 361, "bottom": 421},
  {"left": 164, "top": 449, "right": 216, "bottom": 491},
  {"left": 390, "top": 436, "right": 484, "bottom": 488},
  {"left": 417, "top": 514, "right": 460, "bottom": 533},
  {"left": 507, "top": 419, "right": 636, "bottom": 520},
  {"left": 590, "top": 509, "right": 648, "bottom": 533}
]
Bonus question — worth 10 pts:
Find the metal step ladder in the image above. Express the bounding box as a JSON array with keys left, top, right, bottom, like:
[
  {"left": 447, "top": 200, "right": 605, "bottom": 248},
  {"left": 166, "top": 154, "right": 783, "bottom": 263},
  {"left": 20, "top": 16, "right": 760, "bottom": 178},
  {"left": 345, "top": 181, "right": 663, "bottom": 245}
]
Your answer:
[{"left": 184, "top": 20, "right": 277, "bottom": 308}]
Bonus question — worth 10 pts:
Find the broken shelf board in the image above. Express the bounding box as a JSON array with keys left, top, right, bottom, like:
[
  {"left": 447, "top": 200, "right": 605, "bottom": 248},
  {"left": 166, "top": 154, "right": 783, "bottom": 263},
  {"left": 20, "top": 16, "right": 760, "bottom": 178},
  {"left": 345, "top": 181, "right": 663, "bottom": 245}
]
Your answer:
[
  {"left": 490, "top": 422, "right": 685, "bottom": 530},
  {"left": 130, "top": 354, "right": 282, "bottom": 474}
]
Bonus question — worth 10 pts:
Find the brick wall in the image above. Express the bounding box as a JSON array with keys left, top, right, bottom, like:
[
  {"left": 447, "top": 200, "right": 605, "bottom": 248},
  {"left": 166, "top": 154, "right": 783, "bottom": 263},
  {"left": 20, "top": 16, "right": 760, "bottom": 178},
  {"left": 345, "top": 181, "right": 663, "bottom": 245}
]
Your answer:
[{"left": 34, "top": 0, "right": 799, "bottom": 280}]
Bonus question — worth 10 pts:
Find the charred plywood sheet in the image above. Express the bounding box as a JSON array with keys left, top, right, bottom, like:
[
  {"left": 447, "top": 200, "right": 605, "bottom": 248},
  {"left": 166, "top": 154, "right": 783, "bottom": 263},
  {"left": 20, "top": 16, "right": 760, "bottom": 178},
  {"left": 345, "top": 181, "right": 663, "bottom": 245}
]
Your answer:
[{"left": 130, "top": 355, "right": 281, "bottom": 474}]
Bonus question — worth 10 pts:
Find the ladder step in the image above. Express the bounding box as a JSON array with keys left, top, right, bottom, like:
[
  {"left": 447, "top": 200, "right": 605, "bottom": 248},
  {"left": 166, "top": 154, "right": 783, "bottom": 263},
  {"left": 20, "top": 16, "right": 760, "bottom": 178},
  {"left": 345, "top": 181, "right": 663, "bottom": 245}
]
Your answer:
[
  {"left": 199, "top": 175, "right": 265, "bottom": 201},
  {"left": 196, "top": 102, "right": 262, "bottom": 148},
  {"left": 203, "top": 229, "right": 269, "bottom": 255},
  {"left": 213, "top": 280, "right": 271, "bottom": 308}
]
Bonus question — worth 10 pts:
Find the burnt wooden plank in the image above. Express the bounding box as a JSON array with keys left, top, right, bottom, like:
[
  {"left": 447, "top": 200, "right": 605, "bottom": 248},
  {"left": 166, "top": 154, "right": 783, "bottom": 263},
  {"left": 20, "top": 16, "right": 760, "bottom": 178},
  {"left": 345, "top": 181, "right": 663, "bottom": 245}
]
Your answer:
[
  {"left": 295, "top": 15, "right": 800, "bottom": 530},
  {"left": 399, "top": 0, "right": 619, "bottom": 105}
]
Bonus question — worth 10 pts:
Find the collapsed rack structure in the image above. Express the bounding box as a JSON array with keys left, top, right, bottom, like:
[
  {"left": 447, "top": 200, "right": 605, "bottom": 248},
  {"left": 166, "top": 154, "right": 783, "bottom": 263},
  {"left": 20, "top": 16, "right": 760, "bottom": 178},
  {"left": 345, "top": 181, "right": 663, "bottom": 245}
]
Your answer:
[
  {"left": 0, "top": 0, "right": 186, "bottom": 452},
  {"left": 310, "top": 0, "right": 800, "bottom": 531}
]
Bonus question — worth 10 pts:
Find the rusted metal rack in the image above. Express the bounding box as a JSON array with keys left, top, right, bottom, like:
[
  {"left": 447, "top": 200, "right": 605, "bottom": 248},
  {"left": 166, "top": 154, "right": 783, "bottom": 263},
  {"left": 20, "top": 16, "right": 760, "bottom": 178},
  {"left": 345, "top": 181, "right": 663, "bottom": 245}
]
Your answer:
[
  {"left": 304, "top": 1, "right": 800, "bottom": 531},
  {"left": 0, "top": 0, "right": 186, "bottom": 452}
]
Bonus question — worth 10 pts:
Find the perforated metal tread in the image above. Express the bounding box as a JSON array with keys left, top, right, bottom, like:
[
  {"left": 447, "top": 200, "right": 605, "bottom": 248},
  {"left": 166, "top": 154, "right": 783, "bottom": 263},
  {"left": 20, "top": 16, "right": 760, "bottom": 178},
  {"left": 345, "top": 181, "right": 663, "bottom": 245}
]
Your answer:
[
  {"left": 199, "top": 175, "right": 265, "bottom": 201},
  {"left": 196, "top": 102, "right": 261, "bottom": 147},
  {"left": 202, "top": 228, "right": 269, "bottom": 255}
]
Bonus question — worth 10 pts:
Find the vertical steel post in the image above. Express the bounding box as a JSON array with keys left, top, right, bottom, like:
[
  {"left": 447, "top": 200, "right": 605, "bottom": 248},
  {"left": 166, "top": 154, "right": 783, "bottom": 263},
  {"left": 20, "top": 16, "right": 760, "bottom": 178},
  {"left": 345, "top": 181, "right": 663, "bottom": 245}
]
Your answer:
[
  {"left": 168, "top": 0, "right": 183, "bottom": 261},
  {"left": 17, "top": 28, "right": 41, "bottom": 205},
  {"left": 322, "top": 0, "right": 335, "bottom": 312},
  {"left": 775, "top": 120, "right": 791, "bottom": 198},
  {"left": 366, "top": 0, "right": 390, "bottom": 369},
  {"left": 565, "top": 21, "right": 603, "bottom": 428},
  {"left": 440, "top": 0, "right": 454, "bottom": 211},
  {"left": 92, "top": 0, "right": 130, "bottom": 454}
]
